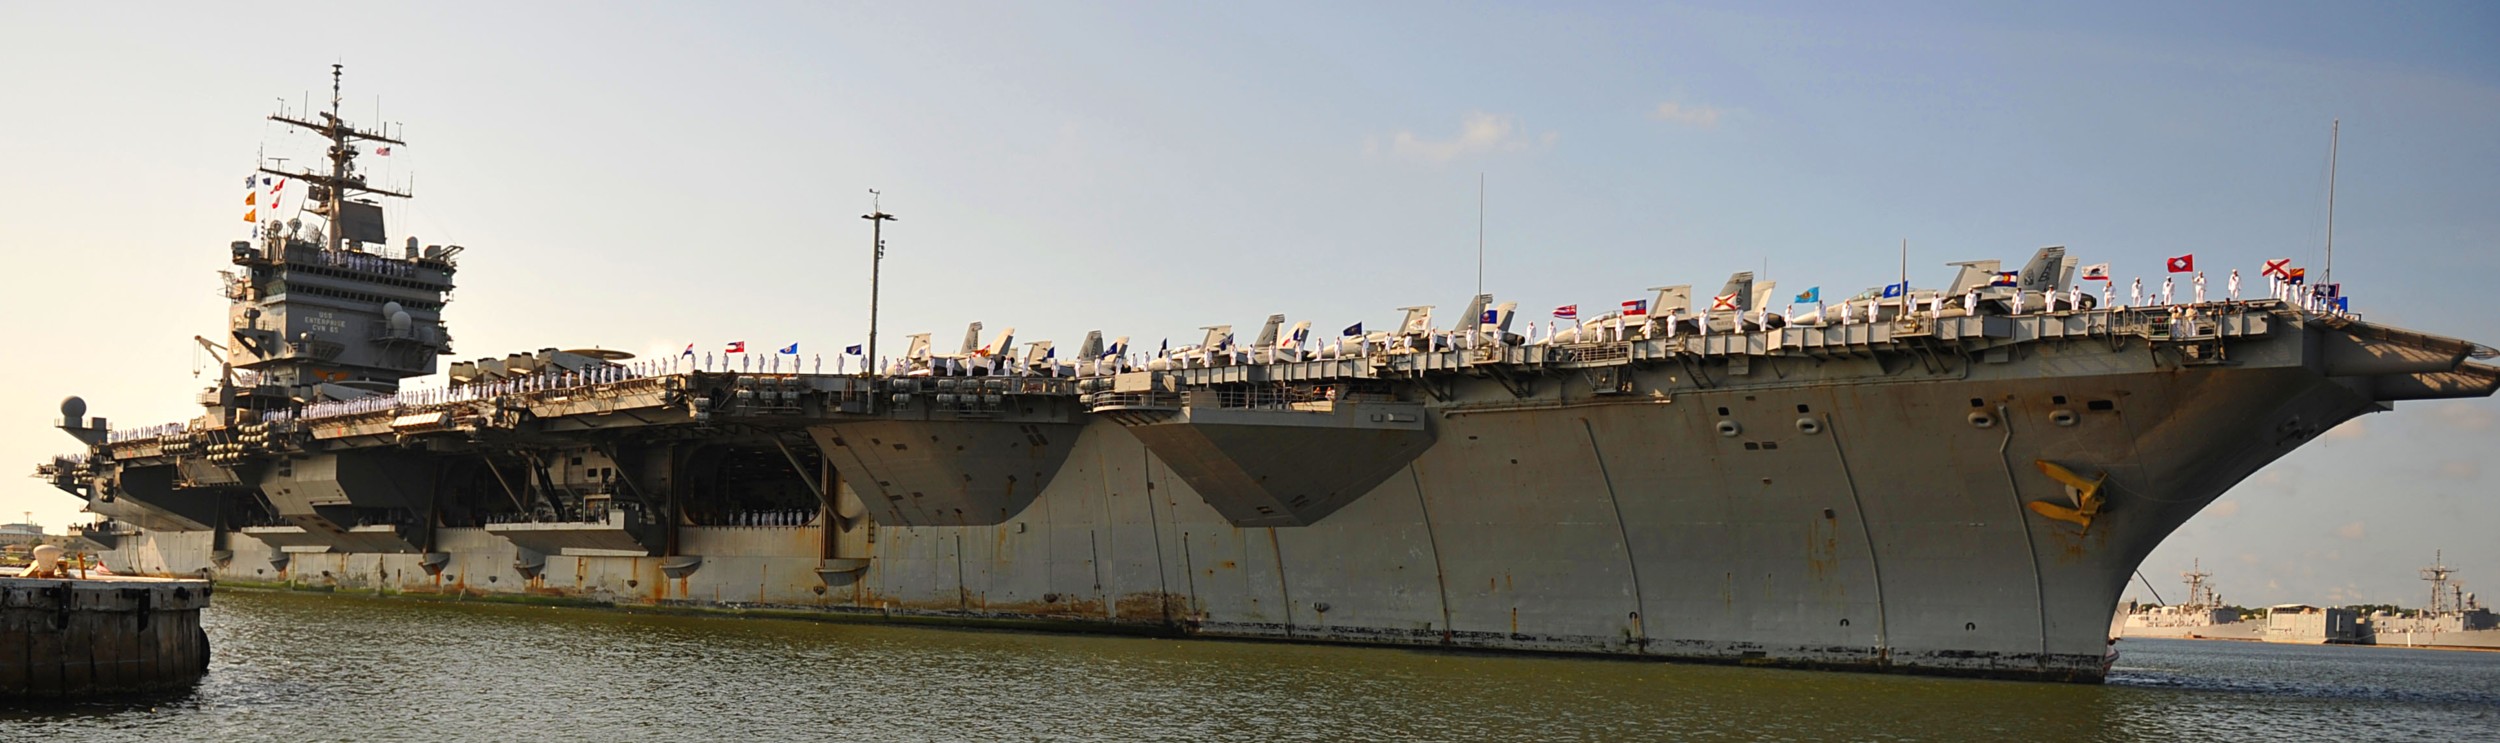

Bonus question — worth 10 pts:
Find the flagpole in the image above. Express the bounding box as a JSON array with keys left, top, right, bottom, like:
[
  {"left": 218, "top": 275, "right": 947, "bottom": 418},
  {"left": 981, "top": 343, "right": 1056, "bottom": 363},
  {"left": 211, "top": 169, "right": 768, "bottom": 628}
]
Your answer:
[
  {"left": 2324, "top": 118, "right": 2338, "bottom": 288},
  {"left": 1476, "top": 172, "right": 1486, "bottom": 298},
  {"left": 863, "top": 190, "right": 897, "bottom": 412},
  {"left": 1899, "top": 238, "right": 1909, "bottom": 317}
]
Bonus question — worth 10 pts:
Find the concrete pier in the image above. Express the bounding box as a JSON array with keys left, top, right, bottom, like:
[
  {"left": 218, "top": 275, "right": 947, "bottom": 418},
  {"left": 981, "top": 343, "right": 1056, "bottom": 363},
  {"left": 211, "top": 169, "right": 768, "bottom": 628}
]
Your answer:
[{"left": 1, "top": 575, "right": 213, "bottom": 698}]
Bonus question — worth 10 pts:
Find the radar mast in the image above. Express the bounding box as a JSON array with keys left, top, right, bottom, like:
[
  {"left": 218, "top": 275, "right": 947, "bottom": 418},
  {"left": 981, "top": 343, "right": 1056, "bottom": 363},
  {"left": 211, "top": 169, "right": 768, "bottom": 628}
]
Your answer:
[
  {"left": 2424, "top": 550, "right": 2458, "bottom": 615},
  {"left": 260, "top": 63, "right": 408, "bottom": 253}
]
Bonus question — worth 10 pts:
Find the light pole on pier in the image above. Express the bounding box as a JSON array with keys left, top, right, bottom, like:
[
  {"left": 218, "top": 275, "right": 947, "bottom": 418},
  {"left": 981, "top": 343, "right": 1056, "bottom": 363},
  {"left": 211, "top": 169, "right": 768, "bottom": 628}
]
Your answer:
[{"left": 863, "top": 191, "right": 897, "bottom": 411}]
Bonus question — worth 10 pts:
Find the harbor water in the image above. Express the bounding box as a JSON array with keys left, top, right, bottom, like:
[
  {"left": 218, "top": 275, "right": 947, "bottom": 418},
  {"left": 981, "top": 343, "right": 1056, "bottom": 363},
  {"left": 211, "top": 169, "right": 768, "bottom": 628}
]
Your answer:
[{"left": 4, "top": 589, "right": 2495, "bottom": 741}]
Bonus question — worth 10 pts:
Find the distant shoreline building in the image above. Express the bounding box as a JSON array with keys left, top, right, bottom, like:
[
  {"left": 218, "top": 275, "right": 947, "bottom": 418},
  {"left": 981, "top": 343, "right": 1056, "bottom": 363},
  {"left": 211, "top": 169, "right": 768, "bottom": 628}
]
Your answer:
[
  {"left": 2264, "top": 604, "right": 2361, "bottom": 644},
  {"left": 0, "top": 521, "right": 45, "bottom": 548}
]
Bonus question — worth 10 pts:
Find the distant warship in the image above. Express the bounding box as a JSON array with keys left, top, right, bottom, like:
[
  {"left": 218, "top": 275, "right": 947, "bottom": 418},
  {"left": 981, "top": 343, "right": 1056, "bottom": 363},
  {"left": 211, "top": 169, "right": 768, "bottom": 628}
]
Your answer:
[
  {"left": 38, "top": 69, "right": 2500, "bottom": 682},
  {"left": 2358, "top": 552, "right": 2500, "bottom": 649}
]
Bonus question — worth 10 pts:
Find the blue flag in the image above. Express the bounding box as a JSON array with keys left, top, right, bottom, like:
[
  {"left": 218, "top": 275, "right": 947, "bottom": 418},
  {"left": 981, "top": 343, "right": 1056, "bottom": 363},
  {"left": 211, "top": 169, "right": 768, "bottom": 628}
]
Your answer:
[
  {"left": 844, "top": 344, "right": 863, "bottom": 355},
  {"left": 1480, "top": 309, "right": 1498, "bottom": 324},
  {"left": 778, "top": 343, "right": 798, "bottom": 355},
  {"left": 1794, "top": 287, "right": 1820, "bottom": 304},
  {"left": 1342, "top": 322, "right": 1363, "bottom": 336},
  {"left": 1881, "top": 282, "right": 1907, "bottom": 299}
]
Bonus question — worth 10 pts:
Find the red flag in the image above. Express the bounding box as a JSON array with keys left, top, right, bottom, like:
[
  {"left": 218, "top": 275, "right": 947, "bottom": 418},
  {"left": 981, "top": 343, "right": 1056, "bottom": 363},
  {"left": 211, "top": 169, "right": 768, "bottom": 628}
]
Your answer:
[
  {"left": 1621, "top": 299, "right": 1648, "bottom": 317},
  {"left": 2166, "top": 254, "right": 2194, "bottom": 273},
  {"left": 725, "top": 341, "right": 746, "bottom": 353},
  {"left": 1552, "top": 304, "right": 1578, "bottom": 320}
]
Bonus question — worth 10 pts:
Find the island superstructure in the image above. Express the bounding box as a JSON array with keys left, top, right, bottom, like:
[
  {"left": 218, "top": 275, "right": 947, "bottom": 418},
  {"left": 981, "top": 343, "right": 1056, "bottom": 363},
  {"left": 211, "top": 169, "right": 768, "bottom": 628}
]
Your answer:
[{"left": 35, "top": 71, "right": 2500, "bottom": 683}]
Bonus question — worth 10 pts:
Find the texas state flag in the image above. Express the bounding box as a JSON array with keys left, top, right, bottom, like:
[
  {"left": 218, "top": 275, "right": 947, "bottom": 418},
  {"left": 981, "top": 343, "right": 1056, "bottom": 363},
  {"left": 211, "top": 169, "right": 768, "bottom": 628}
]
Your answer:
[
  {"left": 725, "top": 341, "right": 746, "bottom": 353},
  {"left": 2166, "top": 254, "right": 2195, "bottom": 273}
]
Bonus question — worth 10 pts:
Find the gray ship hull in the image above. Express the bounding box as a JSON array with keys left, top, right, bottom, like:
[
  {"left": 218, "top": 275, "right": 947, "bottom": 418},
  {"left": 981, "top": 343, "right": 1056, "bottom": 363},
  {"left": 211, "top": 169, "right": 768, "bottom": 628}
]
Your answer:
[{"left": 67, "top": 307, "right": 2496, "bottom": 682}]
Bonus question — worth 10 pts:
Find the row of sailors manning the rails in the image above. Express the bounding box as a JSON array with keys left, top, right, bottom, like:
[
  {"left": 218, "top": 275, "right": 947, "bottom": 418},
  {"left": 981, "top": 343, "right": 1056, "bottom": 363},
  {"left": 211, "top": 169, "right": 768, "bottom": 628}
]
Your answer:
[{"left": 404, "top": 250, "right": 2349, "bottom": 395}]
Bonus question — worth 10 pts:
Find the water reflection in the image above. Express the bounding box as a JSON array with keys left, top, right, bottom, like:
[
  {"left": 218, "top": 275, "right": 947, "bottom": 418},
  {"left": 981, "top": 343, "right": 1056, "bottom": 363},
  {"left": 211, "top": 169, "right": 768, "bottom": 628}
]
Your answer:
[{"left": 5, "top": 591, "right": 2495, "bottom": 741}]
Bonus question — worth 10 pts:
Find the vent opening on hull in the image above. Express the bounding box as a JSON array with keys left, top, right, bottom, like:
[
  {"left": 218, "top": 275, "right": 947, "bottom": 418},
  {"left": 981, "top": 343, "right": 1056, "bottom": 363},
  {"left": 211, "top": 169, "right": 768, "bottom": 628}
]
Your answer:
[{"left": 2088, "top": 399, "right": 2117, "bottom": 411}]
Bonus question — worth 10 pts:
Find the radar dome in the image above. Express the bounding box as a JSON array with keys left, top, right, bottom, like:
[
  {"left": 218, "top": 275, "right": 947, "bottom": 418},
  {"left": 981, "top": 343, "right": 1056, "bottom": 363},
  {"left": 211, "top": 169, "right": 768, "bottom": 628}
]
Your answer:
[{"left": 60, "top": 396, "right": 86, "bottom": 421}]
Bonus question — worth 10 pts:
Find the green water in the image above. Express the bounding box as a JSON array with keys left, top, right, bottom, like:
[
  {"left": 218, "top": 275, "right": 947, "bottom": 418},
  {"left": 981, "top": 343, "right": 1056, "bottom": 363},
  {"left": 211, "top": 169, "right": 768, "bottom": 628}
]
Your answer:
[{"left": 5, "top": 589, "right": 2496, "bottom": 741}]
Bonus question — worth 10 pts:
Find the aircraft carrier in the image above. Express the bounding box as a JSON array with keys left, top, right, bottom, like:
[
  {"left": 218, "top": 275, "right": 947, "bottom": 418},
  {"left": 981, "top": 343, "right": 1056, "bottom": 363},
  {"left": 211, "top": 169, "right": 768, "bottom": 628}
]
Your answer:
[{"left": 35, "top": 71, "right": 2500, "bottom": 682}]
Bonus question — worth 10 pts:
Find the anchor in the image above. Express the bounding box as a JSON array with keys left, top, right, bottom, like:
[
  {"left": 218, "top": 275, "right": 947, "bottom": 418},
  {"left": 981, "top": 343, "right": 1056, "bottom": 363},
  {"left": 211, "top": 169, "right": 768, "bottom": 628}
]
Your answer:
[{"left": 2026, "top": 459, "right": 2108, "bottom": 532}]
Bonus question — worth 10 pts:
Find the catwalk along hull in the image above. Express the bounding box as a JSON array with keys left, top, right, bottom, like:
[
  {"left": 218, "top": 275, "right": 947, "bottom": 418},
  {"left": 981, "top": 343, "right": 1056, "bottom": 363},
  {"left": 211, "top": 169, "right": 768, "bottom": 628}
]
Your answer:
[{"left": 65, "top": 307, "right": 2498, "bottom": 682}]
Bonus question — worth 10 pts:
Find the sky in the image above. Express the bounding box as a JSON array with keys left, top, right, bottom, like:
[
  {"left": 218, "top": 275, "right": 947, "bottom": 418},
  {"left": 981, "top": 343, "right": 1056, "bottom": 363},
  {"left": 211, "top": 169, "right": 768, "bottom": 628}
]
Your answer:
[{"left": 1, "top": 2, "right": 2494, "bottom": 608}]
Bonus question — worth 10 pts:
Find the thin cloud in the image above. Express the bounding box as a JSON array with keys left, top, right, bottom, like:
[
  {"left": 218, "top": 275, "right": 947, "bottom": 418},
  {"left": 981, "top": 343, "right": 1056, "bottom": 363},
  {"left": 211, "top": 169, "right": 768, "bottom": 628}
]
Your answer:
[
  {"left": 1374, "top": 112, "right": 1551, "bottom": 163},
  {"left": 2334, "top": 521, "right": 2366, "bottom": 541},
  {"left": 2435, "top": 402, "right": 2495, "bottom": 432},
  {"left": 1649, "top": 101, "right": 1727, "bottom": 128}
]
